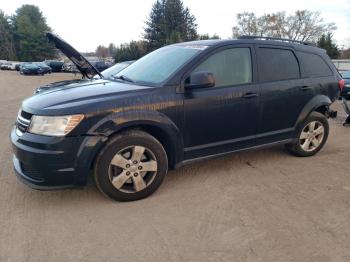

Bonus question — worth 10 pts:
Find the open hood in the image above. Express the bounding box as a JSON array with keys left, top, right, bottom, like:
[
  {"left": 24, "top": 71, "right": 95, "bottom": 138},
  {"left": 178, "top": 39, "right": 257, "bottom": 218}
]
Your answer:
[{"left": 46, "top": 32, "right": 102, "bottom": 79}]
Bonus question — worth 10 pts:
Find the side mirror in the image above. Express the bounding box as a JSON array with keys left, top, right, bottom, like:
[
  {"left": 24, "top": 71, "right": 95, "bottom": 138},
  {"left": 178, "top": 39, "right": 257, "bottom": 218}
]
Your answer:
[{"left": 185, "top": 71, "right": 215, "bottom": 89}]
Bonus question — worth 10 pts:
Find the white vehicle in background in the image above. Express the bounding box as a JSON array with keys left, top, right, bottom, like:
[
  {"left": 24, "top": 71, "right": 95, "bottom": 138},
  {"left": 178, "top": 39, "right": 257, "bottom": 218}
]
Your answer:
[{"left": 0, "top": 62, "right": 16, "bottom": 70}]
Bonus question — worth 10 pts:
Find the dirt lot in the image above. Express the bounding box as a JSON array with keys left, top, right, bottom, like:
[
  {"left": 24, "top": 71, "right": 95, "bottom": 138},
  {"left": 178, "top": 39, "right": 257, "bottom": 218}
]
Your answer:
[{"left": 0, "top": 70, "right": 350, "bottom": 262}]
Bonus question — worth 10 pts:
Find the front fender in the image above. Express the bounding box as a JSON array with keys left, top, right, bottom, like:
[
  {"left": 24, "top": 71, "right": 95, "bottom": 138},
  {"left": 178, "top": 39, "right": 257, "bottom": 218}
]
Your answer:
[
  {"left": 86, "top": 110, "right": 183, "bottom": 167},
  {"left": 295, "top": 95, "right": 332, "bottom": 128}
]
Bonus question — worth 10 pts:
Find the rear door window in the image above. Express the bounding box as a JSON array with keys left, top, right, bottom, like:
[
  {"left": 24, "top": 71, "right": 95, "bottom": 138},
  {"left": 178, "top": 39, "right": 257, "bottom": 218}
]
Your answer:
[
  {"left": 296, "top": 51, "right": 333, "bottom": 77},
  {"left": 257, "top": 48, "right": 300, "bottom": 82}
]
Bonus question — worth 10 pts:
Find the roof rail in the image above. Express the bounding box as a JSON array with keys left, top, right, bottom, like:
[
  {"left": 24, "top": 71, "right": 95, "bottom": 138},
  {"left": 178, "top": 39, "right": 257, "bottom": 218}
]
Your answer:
[{"left": 238, "top": 35, "right": 316, "bottom": 46}]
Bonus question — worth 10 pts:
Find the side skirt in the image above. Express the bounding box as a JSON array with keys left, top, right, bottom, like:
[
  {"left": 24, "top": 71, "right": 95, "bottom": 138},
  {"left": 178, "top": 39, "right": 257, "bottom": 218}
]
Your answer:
[{"left": 174, "top": 138, "right": 295, "bottom": 169}]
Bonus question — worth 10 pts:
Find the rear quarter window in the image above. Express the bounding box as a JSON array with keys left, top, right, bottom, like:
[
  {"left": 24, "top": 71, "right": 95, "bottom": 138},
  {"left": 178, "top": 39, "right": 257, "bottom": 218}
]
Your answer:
[
  {"left": 297, "top": 51, "right": 333, "bottom": 78},
  {"left": 257, "top": 48, "right": 300, "bottom": 82}
]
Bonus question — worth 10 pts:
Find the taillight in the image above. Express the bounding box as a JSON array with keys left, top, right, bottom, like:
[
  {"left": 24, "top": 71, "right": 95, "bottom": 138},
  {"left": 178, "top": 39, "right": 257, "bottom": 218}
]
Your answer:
[{"left": 339, "top": 79, "right": 345, "bottom": 91}]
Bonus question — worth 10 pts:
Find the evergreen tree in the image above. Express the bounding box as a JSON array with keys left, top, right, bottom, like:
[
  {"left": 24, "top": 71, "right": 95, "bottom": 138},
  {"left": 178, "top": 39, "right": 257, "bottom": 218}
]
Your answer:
[
  {"left": 108, "top": 43, "right": 117, "bottom": 57},
  {"left": 198, "top": 33, "right": 220, "bottom": 40},
  {"left": 11, "top": 5, "right": 57, "bottom": 61},
  {"left": 144, "top": 0, "right": 197, "bottom": 51},
  {"left": 317, "top": 33, "right": 340, "bottom": 59},
  {"left": 0, "top": 10, "right": 16, "bottom": 60},
  {"left": 144, "top": 0, "right": 165, "bottom": 51},
  {"left": 114, "top": 41, "right": 147, "bottom": 62}
]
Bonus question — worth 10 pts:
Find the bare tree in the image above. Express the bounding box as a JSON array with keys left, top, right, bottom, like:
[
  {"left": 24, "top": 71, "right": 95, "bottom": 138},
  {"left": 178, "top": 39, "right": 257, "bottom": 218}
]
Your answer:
[
  {"left": 95, "top": 45, "right": 109, "bottom": 58},
  {"left": 232, "top": 10, "right": 336, "bottom": 42}
]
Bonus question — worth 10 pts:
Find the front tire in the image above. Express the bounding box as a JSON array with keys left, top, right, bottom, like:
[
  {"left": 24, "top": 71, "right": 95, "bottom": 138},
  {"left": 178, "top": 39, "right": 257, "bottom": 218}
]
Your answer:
[
  {"left": 286, "top": 112, "right": 329, "bottom": 157},
  {"left": 94, "top": 130, "right": 168, "bottom": 201}
]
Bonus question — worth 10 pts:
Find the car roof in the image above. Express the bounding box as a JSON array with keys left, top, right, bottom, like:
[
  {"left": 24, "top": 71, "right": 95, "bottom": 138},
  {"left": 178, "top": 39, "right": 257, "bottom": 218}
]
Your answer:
[{"left": 174, "top": 39, "right": 325, "bottom": 54}]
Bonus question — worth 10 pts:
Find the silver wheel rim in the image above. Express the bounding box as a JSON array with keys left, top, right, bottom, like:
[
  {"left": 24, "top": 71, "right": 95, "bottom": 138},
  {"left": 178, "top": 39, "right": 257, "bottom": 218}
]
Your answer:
[
  {"left": 108, "top": 145, "right": 158, "bottom": 193},
  {"left": 299, "top": 121, "right": 325, "bottom": 152}
]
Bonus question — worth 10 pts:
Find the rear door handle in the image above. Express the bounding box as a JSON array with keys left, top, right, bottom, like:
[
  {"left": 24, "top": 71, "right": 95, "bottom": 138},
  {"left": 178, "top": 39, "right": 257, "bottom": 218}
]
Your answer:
[
  {"left": 241, "top": 92, "right": 259, "bottom": 99},
  {"left": 300, "top": 86, "right": 313, "bottom": 91}
]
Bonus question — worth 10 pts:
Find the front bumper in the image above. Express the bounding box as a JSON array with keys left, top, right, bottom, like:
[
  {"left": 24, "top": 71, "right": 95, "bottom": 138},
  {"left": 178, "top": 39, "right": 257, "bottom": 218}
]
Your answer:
[
  {"left": 13, "top": 155, "right": 74, "bottom": 190},
  {"left": 11, "top": 126, "right": 106, "bottom": 189}
]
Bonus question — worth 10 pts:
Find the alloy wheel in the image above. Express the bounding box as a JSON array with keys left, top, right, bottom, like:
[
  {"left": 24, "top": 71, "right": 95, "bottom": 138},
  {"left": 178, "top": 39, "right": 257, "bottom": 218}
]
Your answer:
[
  {"left": 299, "top": 121, "right": 325, "bottom": 152},
  {"left": 108, "top": 145, "right": 158, "bottom": 193}
]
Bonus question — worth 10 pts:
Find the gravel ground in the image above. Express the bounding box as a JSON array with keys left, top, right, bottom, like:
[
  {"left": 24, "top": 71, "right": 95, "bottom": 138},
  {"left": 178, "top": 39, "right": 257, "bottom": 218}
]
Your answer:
[{"left": 0, "top": 71, "right": 350, "bottom": 262}]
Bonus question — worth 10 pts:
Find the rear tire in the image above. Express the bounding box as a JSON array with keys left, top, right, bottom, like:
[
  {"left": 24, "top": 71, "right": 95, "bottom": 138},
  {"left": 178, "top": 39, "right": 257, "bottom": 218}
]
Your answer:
[
  {"left": 286, "top": 112, "right": 329, "bottom": 157},
  {"left": 94, "top": 130, "right": 168, "bottom": 201}
]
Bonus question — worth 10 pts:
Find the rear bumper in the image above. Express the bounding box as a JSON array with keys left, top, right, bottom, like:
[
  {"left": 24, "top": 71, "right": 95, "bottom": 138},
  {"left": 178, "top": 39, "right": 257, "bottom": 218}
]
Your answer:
[{"left": 11, "top": 126, "right": 106, "bottom": 189}]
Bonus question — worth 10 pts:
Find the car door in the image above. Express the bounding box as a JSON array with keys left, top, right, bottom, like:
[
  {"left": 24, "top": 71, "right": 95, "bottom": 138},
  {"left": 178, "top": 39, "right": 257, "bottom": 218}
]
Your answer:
[
  {"left": 183, "top": 45, "right": 260, "bottom": 159},
  {"left": 255, "top": 45, "right": 314, "bottom": 144}
]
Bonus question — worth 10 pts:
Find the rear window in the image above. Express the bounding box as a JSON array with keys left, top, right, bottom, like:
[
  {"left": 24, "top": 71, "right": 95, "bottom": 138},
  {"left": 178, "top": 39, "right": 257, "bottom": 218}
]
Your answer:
[
  {"left": 297, "top": 52, "right": 333, "bottom": 77},
  {"left": 257, "top": 48, "right": 300, "bottom": 82}
]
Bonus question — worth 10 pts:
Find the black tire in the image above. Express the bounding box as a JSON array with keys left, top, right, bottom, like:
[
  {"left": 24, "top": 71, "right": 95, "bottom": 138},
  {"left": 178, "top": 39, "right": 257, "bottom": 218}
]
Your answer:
[
  {"left": 286, "top": 112, "right": 329, "bottom": 157},
  {"left": 94, "top": 130, "right": 168, "bottom": 201}
]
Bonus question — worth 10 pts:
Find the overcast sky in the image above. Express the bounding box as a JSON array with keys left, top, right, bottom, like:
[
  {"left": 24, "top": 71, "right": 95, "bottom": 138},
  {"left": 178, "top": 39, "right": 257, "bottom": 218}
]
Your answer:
[{"left": 1, "top": 0, "right": 350, "bottom": 51}]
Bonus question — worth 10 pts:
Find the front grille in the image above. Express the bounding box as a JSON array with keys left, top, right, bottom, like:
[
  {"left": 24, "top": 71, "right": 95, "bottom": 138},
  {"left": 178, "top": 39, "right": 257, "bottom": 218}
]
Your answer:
[
  {"left": 20, "top": 110, "right": 32, "bottom": 119},
  {"left": 16, "top": 110, "right": 32, "bottom": 134}
]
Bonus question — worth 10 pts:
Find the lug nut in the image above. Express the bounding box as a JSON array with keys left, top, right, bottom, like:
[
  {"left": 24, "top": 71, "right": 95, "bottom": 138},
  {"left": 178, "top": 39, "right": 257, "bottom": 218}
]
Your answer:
[
  {"left": 138, "top": 166, "right": 142, "bottom": 170},
  {"left": 133, "top": 161, "right": 138, "bottom": 164},
  {"left": 126, "top": 164, "right": 130, "bottom": 168},
  {"left": 126, "top": 171, "right": 130, "bottom": 175},
  {"left": 134, "top": 173, "right": 138, "bottom": 177}
]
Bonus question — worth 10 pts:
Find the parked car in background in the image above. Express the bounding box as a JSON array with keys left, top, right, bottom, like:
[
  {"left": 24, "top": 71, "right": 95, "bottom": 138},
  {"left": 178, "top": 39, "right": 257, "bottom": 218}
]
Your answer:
[
  {"left": 0, "top": 62, "right": 15, "bottom": 70},
  {"left": 35, "top": 61, "right": 133, "bottom": 94},
  {"left": 11, "top": 33, "right": 341, "bottom": 201},
  {"left": 93, "top": 60, "right": 134, "bottom": 80},
  {"left": 340, "top": 71, "right": 350, "bottom": 84},
  {"left": 20, "top": 62, "right": 52, "bottom": 75},
  {"left": 92, "top": 61, "right": 110, "bottom": 72},
  {"left": 36, "top": 61, "right": 133, "bottom": 93},
  {"left": 15, "top": 63, "right": 21, "bottom": 71},
  {"left": 44, "top": 60, "right": 64, "bottom": 72},
  {"left": 62, "top": 62, "right": 79, "bottom": 73},
  {"left": 36, "top": 62, "right": 52, "bottom": 74},
  {"left": 340, "top": 71, "right": 350, "bottom": 97}
]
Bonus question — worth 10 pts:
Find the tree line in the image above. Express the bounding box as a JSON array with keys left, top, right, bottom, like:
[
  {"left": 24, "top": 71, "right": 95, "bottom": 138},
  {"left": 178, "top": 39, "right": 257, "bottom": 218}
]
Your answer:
[
  {"left": 0, "top": 5, "right": 56, "bottom": 61},
  {"left": 1, "top": 1, "right": 349, "bottom": 63},
  {"left": 99, "top": 2, "right": 347, "bottom": 62},
  {"left": 96, "top": 0, "right": 220, "bottom": 62},
  {"left": 231, "top": 11, "right": 341, "bottom": 59}
]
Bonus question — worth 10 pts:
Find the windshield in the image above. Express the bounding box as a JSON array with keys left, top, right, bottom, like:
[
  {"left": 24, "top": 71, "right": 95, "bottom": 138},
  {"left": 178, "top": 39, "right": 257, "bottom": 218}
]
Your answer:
[
  {"left": 115, "top": 45, "right": 206, "bottom": 85},
  {"left": 23, "top": 63, "right": 37, "bottom": 68},
  {"left": 341, "top": 71, "right": 350, "bottom": 78},
  {"left": 35, "top": 62, "right": 47, "bottom": 67}
]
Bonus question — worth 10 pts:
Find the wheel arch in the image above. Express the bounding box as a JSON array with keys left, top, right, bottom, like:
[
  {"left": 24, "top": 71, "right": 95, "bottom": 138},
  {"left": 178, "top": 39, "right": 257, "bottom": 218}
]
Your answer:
[
  {"left": 87, "top": 110, "right": 183, "bottom": 169},
  {"left": 295, "top": 95, "right": 332, "bottom": 129}
]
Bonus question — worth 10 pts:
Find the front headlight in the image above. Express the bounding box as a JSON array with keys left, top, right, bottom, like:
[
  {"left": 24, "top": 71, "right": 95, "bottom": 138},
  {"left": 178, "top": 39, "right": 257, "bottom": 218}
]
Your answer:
[{"left": 28, "top": 115, "right": 84, "bottom": 136}]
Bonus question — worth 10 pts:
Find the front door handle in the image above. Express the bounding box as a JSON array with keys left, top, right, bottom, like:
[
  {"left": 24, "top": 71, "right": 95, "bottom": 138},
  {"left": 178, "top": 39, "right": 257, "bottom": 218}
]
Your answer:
[
  {"left": 300, "top": 86, "right": 313, "bottom": 91},
  {"left": 241, "top": 92, "right": 259, "bottom": 99}
]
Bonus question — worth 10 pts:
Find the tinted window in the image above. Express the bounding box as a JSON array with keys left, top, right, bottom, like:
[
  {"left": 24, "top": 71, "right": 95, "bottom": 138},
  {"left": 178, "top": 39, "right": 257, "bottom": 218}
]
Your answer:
[
  {"left": 297, "top": 52, "right": 333, "bottom": 77},
  {"left": 258, "top": 48, "right": 299, "bottom": 82},
  {"left": 193, "top": 48, "right": 252, "bottom": 87},
  {"left": 116, "top": 45, "right": 205, "bottom": 84}
]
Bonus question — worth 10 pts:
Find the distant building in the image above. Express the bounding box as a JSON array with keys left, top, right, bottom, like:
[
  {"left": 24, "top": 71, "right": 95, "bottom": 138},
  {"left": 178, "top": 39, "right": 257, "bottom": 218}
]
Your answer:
[{"left": 333, "top": 60, "right": 350, "bottom": 71}]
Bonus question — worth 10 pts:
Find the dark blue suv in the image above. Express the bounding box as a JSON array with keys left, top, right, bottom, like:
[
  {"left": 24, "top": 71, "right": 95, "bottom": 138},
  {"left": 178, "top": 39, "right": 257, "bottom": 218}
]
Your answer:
[{"left": 11, "top": 33, "right": 342, "bottom": 201}]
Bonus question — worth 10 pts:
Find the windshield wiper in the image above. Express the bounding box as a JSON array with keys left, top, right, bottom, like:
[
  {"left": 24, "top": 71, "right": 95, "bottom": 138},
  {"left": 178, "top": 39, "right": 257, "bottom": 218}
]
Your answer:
[{"left": 114, "top": 75, "right": 134, "bottom": 83}]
